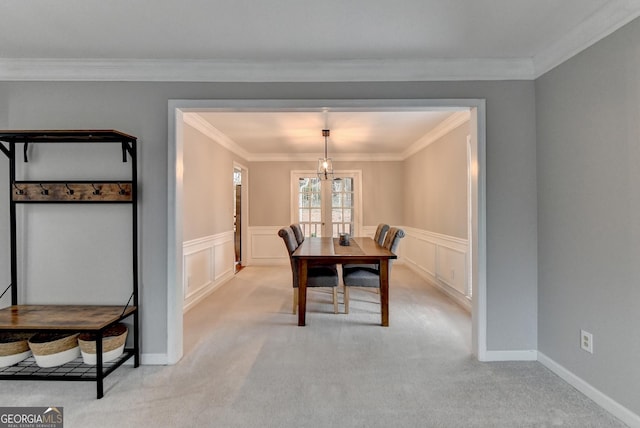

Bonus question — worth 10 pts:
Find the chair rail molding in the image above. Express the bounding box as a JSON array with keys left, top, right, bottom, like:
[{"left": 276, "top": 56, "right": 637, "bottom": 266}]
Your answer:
[{"left": 183, "top": 231, "right": 235, "bottom": 312}]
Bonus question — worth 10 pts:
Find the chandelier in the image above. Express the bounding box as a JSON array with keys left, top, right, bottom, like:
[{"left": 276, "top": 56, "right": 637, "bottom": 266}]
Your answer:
[{"left": 317, "top": 129, "right": 334, "bottom": 180}]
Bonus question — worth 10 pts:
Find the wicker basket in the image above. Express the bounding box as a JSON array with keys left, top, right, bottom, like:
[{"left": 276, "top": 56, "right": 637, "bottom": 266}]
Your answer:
[
  {"left": 0, "top": 333, "right": 33, "bottom": 367},
  {"left": 28, "top": 332, "right": 80, "bottom": 367},
  {"left": 78, "top": 323, "right": 127, "bottom": 365}
]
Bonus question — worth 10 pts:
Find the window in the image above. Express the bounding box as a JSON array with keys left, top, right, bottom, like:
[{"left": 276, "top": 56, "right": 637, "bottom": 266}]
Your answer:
[
  {"left": 291, "top": 171, "right": 361, "bottom": 238},
  {"left": 330, "top": 177, "right": 354, "bottom": 236}
]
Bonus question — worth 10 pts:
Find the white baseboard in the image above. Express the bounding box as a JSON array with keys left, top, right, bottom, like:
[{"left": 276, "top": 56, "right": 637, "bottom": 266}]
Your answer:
[
  {"left": 538, "top": 352, "right": 640, "bottom": 427},
  {"left": 481, "top": 349, "right": 538, "bottom": 362}
]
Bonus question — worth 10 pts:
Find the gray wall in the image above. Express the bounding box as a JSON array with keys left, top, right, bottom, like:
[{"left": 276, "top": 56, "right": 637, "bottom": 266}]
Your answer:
[
  {"left": 536, "top": 18, "right": 640, "bottom": 414},
  {"left": 0, "top": 80, "right": 538, "bottom": 355},
  {"left": 404, "top": 121, "right": 469, "bottom": 238}
]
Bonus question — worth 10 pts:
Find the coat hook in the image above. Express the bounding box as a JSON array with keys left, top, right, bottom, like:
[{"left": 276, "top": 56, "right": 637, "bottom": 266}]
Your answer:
[
  {"left": 13, "top": 183, "right": 24, "bottom": 195},
  {"left": 39, "top": 183, "right": 49, "bottom": 196},
  {"left": 65, "top": 183, "right": 74, "bottom": 195},
  {"left": 91, "top": 183, "right": 101, "bottom": 195},
  {"left": 117, "top": 183, "right": 127, "bottom": 195}
]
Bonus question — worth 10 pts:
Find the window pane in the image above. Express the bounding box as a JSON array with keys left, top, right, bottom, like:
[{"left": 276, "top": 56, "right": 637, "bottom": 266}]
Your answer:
[
  {"left": 311, "top": 209, "right": 321, "bottom": 222},
  {"left": 344, "top": 209, "right": 352, "bottom": 222},
  {"left": 344, "top": 178, "right": 353, "bottom": 191},
  {"left": 299, "top": 178, "right": 309, "bottom": 191},
  {"left": 332, "top": 209, "right": 342, "bottom": 222},
  {"left": 300, "top": 209, "right": 309, "bottom": 222},
  {"left": 344, "top": 193, "right": 352, "bottom": 207}
]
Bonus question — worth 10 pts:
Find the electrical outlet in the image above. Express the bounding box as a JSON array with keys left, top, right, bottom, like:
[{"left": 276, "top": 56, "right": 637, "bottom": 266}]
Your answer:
[{"left": 580, "top": 330, "right": 593, "bottom": 354}]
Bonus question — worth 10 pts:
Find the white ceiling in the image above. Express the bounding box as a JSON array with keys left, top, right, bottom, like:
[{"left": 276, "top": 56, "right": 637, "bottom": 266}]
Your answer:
[
  {"left": 185, "top": 109, "right": 469, "bottom": 160},
  {"left": 1, "top": 0, "right": 639, "bottom": 81},
  {"left": 3, "top": 1, "right": 637, "bottom": 156}
]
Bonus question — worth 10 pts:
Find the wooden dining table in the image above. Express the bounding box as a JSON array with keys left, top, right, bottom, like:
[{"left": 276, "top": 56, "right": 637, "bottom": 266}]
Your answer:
[{"left": 291, "top": 236, "right": 398, "bottom": 326}]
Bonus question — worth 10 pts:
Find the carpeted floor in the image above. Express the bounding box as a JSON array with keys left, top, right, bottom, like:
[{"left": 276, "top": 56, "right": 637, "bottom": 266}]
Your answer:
[{"left": 0, "top": 265, "right": 626, "bottom": 427}]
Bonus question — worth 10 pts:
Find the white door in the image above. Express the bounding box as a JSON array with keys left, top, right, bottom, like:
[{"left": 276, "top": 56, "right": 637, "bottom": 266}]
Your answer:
[{"left": 292, "top": 171, "right": 361, "bottom": 238}]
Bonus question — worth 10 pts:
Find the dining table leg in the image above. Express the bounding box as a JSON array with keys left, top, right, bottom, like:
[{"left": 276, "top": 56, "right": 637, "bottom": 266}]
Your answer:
[
  {"left": 379, "top": 259, "right": 389, "bottom": 326},
  {"left": 298, "top": 259, "right": 307, "bottom": 326}
]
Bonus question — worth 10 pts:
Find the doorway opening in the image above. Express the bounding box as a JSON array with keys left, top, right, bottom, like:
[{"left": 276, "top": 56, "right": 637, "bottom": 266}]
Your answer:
[
  {"left": 233, "top": 166, "right": 243, "bottom": 273},
  {"left": 168, "top": 99, "right": 486, "bottom": 365}
]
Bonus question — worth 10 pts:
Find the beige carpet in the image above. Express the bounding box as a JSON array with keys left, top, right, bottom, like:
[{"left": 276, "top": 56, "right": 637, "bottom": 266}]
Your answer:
[{"left": 0, "top": 265, "right": 625, "bottom": 427}]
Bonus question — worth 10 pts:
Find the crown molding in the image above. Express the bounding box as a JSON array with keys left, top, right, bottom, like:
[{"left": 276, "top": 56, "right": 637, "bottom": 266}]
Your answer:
[
  {"left": 0, "top": 3, "right": 638, "bottom": 82},
  {"left": 402, "top": 111, "right": 471, "bottom": 159},
  {"left": 182, "top": 113, "right": 251, "bottom": 160},
  {"left": 533, "top": 0, "right": 640, "bottom": 77},
  {"left": 0, "top": 57, "right": 535, "bottom": 82},
  {"left": 247, "top": 152, "right": 405, "bottom": 162}
]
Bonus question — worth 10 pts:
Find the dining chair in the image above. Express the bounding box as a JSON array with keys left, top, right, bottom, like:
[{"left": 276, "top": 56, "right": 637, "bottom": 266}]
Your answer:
[
  {"left": 342, "top": 227, "right": 405, "bottom": 314},
  {"left": 278, "top": 226, "right": 339, "bottom": 314},
  {"left": 373, "top": 223, "right": 390, "bottom": 245},
  {"left": 290, "top": 223, "right": 305, "bottom": 246},
  {"left": 342, "top": 223, "right": 389, "bottom": 271}
]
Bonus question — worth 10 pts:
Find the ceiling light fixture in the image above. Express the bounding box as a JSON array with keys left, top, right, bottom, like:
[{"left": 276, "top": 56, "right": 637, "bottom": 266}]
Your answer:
[{"left": 317, "top": 128, "right": 334, "bottom": 181}]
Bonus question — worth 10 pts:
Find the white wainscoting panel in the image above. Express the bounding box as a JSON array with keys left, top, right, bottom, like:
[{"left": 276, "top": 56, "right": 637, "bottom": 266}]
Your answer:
[
  {"left": 404, "top": 233, "right": 436, "bottom": 275},
  {"left": 401, "top": 227, "right": 470, "bottom": 311},
  {"left": 184, "top": 248, "right": 211, "bottom": 297},
  {"left": 215, "top": 239, "right": 235, "bottom": 280},
  {"left": 248, "top": 226, "right": 289, "bottom": 266},
  {"left": 183, "top": 231, "right": 235, "bottom": 312},
  {"left": 361, "top": 225, "right": 377, "bottom": 239},
  {"left": 437, "top": 244, "right": 467, "bottom": 295}
]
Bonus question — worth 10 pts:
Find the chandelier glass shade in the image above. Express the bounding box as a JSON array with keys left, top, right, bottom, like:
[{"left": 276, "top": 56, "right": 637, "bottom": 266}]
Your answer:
[{"left": 317, "top": 129, "right": 334, "bottom": 180}]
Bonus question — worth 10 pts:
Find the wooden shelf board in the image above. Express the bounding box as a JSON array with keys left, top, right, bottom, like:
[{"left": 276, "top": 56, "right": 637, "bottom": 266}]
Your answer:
[
  {"left": 0, "top": 305, "right": 137, "bottom": 331},
  {"left": 12, "top": 182, "right": 132, "bottom": 202},
  {"left": 0, "top": 130, "right": 137, "bottom": 143}
]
